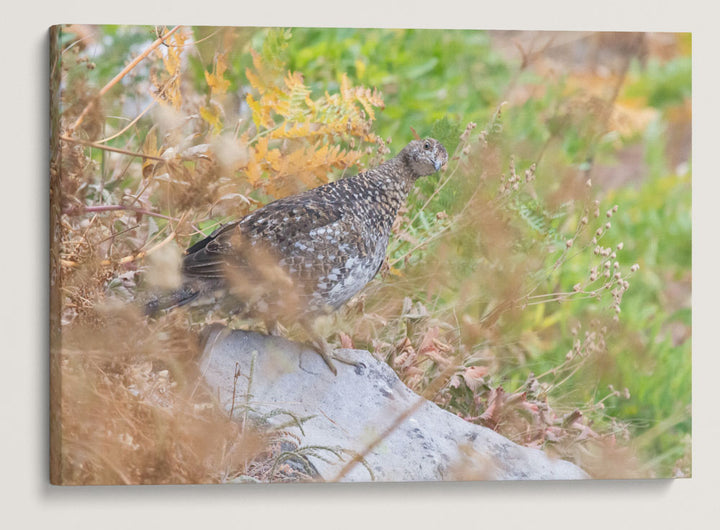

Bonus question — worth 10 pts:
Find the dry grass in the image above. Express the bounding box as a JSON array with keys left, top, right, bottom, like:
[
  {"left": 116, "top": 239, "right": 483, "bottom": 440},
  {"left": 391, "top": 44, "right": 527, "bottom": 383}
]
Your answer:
[{"left": 50, "top": 25, "right": 387, "bottom": 484}]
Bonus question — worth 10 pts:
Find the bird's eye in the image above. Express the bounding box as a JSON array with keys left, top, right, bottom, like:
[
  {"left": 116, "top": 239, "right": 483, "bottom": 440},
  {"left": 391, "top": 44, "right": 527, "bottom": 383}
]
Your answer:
[{"left": 423, "top": 141, "right": 431, "bottom": 150}]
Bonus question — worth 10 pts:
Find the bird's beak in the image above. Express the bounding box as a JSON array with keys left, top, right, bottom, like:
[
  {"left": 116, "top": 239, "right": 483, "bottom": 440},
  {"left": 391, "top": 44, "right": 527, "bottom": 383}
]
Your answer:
[{"left": 434, "top": 160, "right": 443, "bottom": 171}]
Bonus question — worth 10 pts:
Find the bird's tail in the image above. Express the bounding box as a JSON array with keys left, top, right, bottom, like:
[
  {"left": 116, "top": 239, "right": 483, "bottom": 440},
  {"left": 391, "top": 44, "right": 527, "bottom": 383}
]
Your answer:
[{"left": 144, "top": 285, "right": 200, "bottom": 316}]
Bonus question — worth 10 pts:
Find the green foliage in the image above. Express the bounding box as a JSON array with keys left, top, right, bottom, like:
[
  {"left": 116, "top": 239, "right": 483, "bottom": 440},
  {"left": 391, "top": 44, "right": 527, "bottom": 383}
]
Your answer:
[
  {"left": 603, "top": 152, "right": 691, "bottom": 468},
  {"left": 277, "top": 28, "right": 691, "bottom": 476},
  {"left": 283, "top": 28, "right": 510, "bottom": 145},
  {"left": 626, "top": 56, "right": 692, "bottom": 109}
]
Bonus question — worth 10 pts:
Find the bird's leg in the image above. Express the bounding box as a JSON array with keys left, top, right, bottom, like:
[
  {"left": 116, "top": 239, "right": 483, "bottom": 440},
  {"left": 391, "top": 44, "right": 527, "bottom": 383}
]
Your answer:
[
  {"left": 300, "top": 319, "right": 366, "bottom": 375},
  {"left": 300, "top": 319, "right": 339, "bottom": 375},
  {"left": 264, "top": 318, "right": 284, "bottom": 337}
]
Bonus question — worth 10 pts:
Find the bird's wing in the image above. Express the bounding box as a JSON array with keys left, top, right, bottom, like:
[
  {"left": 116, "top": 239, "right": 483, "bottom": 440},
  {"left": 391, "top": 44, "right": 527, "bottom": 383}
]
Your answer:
[
  {"left": 182, "top": 186, "right": 345, "bottom": 280},
  {"left": 241, "top": 192, "right": 345, "bottom": 246}
]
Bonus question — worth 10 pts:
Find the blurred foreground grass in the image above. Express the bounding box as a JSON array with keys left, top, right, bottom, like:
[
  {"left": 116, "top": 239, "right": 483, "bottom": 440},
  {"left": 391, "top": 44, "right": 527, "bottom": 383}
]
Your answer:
[{"left": 53, "top": 26, "right": 691, "bottom": 481}]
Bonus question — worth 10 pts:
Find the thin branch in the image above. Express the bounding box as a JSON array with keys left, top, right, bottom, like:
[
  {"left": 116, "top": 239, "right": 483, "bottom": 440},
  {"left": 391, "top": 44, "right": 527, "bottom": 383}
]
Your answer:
[
  {"left": 103, "top": 216, "right": 182, "bottom": 266},
  {"left": 69, "top": 25, "right": 181, "bottom": 132},
  {"left": 389, "top": 181, "right": 481, "bottom": 268},
  {"left": 61, "top": 213, "right": 187, "bottom": 269},
  {"left": 95, "top": 99, "right": 157, "bottom": 144},
  {"left": 63, "top": 204, "right": 183, "bottom": 226},
  {"left": 60, "top": 135, "right": 164, "bottom": 161}
]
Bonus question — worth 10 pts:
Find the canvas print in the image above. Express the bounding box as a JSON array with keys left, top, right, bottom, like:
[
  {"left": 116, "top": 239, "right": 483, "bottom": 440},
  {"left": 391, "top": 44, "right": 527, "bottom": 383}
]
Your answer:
[{"left": 49, "top": 25, "right": 691, "bottom": 484}]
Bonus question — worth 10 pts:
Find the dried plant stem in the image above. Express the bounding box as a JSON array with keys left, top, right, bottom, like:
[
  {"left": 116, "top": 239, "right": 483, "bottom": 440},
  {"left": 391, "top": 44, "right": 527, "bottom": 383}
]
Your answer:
[
  {"left": 406, "top": 158, "right": 459, "bottom": 228},
  {"left": 67, "top": 440, "right": 133, "bottom": 484},
  {"left": 66, "top": 204, "right": 180, "bottom": 223},
  {"left": 546, "top": 360, "right": 587, "bottom": 393},
  {"left": 60, "top": 135, "right": 164, "bottom": 161},
  {"left": 389, "top": 224, "right": 451, "bottom": 268},
  {"left": 69, "top": 25, "right": 182, "bottom": 133},
  {"left": 96, "top": 99, "right": 157, "bottom": 144},
  {"left": 389, "top": 183, "right": 481, "bottom": 267},
  {"left": 62, "top": 213, "right": 185, "bottom": 268},
  {"left": 242, "top": 353, "right": 257, "bottom": 433},
  {"left": 230, "top": 362, "right": 241, "bottom": 419},
  {"left": 105, "top": 226, "right": 178, "bottom": 266}
]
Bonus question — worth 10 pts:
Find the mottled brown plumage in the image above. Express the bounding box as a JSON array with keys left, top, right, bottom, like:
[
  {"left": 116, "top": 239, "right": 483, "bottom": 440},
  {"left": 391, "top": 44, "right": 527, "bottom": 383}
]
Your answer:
[{"left": 148, "top": 138, "right": 448, "bottom": 373}]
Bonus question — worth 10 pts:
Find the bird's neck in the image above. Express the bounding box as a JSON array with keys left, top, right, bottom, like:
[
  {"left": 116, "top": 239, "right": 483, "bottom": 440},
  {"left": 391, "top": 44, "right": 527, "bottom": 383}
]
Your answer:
[
  {"left": 373, "top": 154, "right": 416, "bottom": 195},
  {"left": 347, "top": 156, "right": 415, "bottom": 238}
]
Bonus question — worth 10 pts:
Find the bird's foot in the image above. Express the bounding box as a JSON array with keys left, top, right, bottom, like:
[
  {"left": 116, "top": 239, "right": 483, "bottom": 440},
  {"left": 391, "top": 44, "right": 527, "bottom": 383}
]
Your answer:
[
  {"left": 310, "top": 339, "right": 370, "bottom": 376},
  {"left": 331, "top": 349, "right": 367, "bottom": 369}
]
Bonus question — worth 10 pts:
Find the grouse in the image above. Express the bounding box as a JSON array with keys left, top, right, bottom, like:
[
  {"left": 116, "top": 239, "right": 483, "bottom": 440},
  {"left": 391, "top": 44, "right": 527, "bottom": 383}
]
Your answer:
[{"left": 147, "top": 137, "right": 448, "bottom": 374}]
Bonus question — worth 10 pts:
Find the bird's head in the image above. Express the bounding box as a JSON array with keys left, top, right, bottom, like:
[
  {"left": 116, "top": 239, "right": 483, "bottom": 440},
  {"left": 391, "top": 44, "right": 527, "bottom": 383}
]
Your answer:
[{"left": 401, "top": 137, "right": 449, "bottom": 179}]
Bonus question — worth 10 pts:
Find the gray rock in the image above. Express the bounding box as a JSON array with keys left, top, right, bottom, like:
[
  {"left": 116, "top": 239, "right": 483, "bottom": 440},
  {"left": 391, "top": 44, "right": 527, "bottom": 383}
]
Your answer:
[{"left": 199, "top": 329, "right": 589, "bottom": 482}]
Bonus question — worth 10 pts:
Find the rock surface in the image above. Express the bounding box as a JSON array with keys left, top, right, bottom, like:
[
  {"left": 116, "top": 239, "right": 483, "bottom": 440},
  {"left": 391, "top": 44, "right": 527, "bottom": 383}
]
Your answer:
[{"left": 199, "top": 329, "right": 589, "bottom": 482}]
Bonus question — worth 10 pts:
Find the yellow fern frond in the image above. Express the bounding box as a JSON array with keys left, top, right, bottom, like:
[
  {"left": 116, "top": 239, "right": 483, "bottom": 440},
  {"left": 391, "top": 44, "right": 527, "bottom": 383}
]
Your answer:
[
  {"left": 205, "top": 52, "right": 231, "bottom": 97},
  {"left": 245, "top": 67, "right": 264, "bottom": 95},
  {"left": 199, "top": 103, "right": 224, "bottom": 135},
  {"left": 270, "top": 122, "right": 313, "bottom": 140},
  {"left": 159, "top": 30, "right": 187, "bottom": 109},
  {"left": 246, "top": 93, "right": 274, "bottom": 129},
  {"left": 235, "top": 47, "right": 385, "bottom": 199}
]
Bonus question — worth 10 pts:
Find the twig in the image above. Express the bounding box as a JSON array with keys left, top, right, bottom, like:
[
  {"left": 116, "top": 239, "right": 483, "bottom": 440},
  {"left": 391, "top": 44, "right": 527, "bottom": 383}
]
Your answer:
[
  {"left": 95, "top": 99, "right": 157, "bottom": 144},
  {"left": 69, "top": 25, "right": 181, "bottom": 133},
  {"left": 242, "top": 353, "right": 257, "bottom": 432},
  {"left": 62, "top": 212, "right": 188, "bottom": 269},
  {"left": 103, "top": 224, "right": 178, "bottom": 266},
  {"left": 230, "top": 362, "right": 241, "bottom": 419},
  {"left": 389, "top": 182, "right": 481, "bottom": 267},
  {"left": 388, "top": 224, "right": 451, "bottom": 268},
  {"left": 64, "top": 204, "right": 180, "bottom": 222},
  {"left": 60, "top": 135, "right": 164, "bottom": 161}
]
